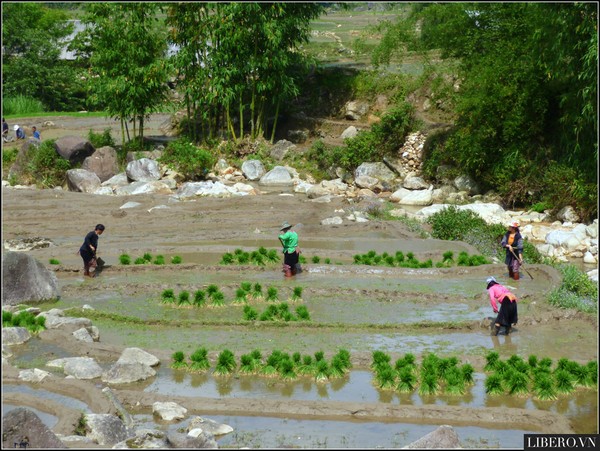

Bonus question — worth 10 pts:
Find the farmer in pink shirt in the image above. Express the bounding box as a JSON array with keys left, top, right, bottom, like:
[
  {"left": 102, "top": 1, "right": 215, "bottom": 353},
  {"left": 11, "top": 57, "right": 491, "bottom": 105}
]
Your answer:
[{"left": 486, "top": 276, "right": 518, "bottom": 336}]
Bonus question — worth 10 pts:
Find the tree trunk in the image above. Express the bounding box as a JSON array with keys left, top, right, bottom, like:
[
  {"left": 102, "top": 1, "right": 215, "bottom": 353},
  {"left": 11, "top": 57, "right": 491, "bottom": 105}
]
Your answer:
[{"left": 270, "top": 98, "right": 281, "bottom": 144}]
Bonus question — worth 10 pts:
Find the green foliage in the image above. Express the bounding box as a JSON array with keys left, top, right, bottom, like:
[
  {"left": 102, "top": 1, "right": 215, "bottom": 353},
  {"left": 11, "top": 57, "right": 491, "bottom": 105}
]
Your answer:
[
  {"left": 2, "top": 95, "right": 45, "bottom": 116},
  {"left": 87, "top": 128, "right": 115, "bottom": 148},
  {"left": 134, "top": 257, "right": 146, "bottom": 265},
  {"left": 143, "top": 253, "right": 153, "bottom": 262},
  {"left": 119, "top": 254, "right": 131, "bottom": 265},
  {"left": 189, "top": 347, "right": 210, "bottom": 372},
  {"left": 243, "top": 305, "right": 259, "bottom": 321},
  {"left": 81, "top": 3, "right": 171, "bottom": 142},
  {"left": 49, "top": 258, "right": 60, "bottom": 265},
  {"left": 177, "top": 291, "right": 191, "bottom": 305},
  {"left": 193, "top": 290, "right": 206, "bottom": 307},
  {"left": 3, "top": 310, "right": 46, "bottom": 333},
  {"left": 159, "top": 140, "right": 216, "bottom": 181},
  {"left": 547, "top": 264, "right": 598, "bottom": 314},
  {"left": 171, "top": 255, "right": 182, "bottom": 264},
  {"left": 171, "top": 351, "right": 187, "bottom": 369},
  {"left": 2, "top": 4, "right": 84, "bottom": 111},
  {"left": 17, "top": 140, "right": 71, "bottom": 188},
  {"left": 214, "top": 349, "right": 236, "bottom": 375},
  {"left": 153, "top": 255, "right": 165, "bottom": 265},
  {"left": 312, "top": 256, "right": 320, "bottom": 264},
  {"left": 380, "top": 3, "right": 597, "bottom": 219}
]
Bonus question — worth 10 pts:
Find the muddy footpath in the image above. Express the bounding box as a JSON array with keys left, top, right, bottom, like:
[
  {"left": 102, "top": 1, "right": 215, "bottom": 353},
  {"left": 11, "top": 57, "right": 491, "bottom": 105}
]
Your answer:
[{"left": 1, "top": 114, "right": 598, "bottom": 448}]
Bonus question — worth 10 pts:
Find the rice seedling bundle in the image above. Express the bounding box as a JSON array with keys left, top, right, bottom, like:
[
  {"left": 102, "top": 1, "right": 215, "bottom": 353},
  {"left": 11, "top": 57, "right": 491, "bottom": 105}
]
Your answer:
[
  {"left": 371, "top": 350, "right": 391, "bottom": 370},
  {"left": 238, "top": 252, "right": 250, "bottom": 264},
  {"left": 538, "top": 357, "right": 553, "bottom": 371},
  {"left": 586, "top": 361, "right": 598, "bottom": 386},
  {"left": 49, "top": 258, "right": 60, "bottom": 265},
  {"left": 295, "top": 305, "right": 311, "bottom": 320},
  {"left": 153, "top": 255, "right": 165, "bottom": 265},
  {"left": 214, "top": 349, "right": 236, "bottom": 375},
  {"left": 314, "top": 351, "right": 325, "bottom": 362},
  {"left": 220, "top": 252, "right": 235, "bottom": 264},
  {"left": 266, "top": 249, "right": 279, "bottom": 262},
  {"left": 568, "top": 362, "right": 595, "bottom": 388},
  {"left": 533, "top": 373, "right": 557, "bottom": 400},
  {"left": 373, "top": 255, "right": 382, "bottom": 265},
  {"left": 438, "top": 357, "right": 459, "bottom": 379},
  {"left": 171, "top": 255, "right": 183, "bottom": 264},
  {"left": 243, "top": 305, "right": 258, "bottom": 321},
  {"left": 266, "top": 287, "right": 279, "bottom": 302},
  {"left": 134, "top": 257, "right": 146, "bottom": 265},
  {"left": 395, "top": 251, "right": 405, "bottom": 263},
  {"left": 234, "top": 249, "right": 244, "bottom": 256},
  {"left": 207, "top": 285, "right": 219, "bottom": 296},
  {"left": 506, "top": 369, "right": 530, "bottom": 397},
  {"left": 329, "top": 355, "right": 347, "bottom": 378},
  {"left": 397, "top": 367, "right": 417, "bottom": 393},
  {"left": 353, "top": 254, "right": 362, "bottom": 264},
  {"left": 250, "top": 349, "right": 263, "bottom": 363},
  {"left": 461, "top": 363, "right": 475, "bottom": 385},
  {"left": 239, "top": 354, "right": 257, "bottom": 374},
  {"left": 119, "top": 254, "right": 131, "bottom": 265},
  {"left": 171, "top": 351, "right": 188, "bottom": 369},
  {"left": 456, "top": 252, "right": 469, "bottom": 266},
  {"left": 554, "top": 369, "right": 576, "bottom": 394},
  {"left": 211, "top": 291, "right": 225, "bottom": 307},
  {"left": 2, "top": 310, "right": 12, "bottom": 323},
  {"left": 312, "top": 256, "right": 321, "bottom": 263},
  {"left": 252, "top": 283, "right": 263, "bottom": 301},
  {"left": 178, "top": 291, "right": 191, "bottom": 305},
  {"left": 259, "top": 310, "right": 274, "bottom": 321},
  {"left": 334, "top": 349, "right": 352, "bottom": 371},
  {"left": 374, "top": 363, "right": 396, "bottom": 390},
  {"left": 419, "top": 372, "right": 440, "bottom": 395},
  {"left": 484, "top": 374, "right": 505, "bottom": 395},
  {"left": 367, "top": 250, "right": 377, "bottom": 258},
  {"left": 278, "top": 358, "right": 297, "bottom": 380},
  {"left": 444, "top": 367, "right": 466, "bottom": 395},
  {"left": 189, "top": 348, "right": 210, "bottom": 372},
  {"left": 528, "top": 355, "right": 538, "bottom": 369},
  {"left": 484, "top": 351, "right": 500, "bottom": 372},
  {"left": 143, "top": 253, "right": 153, "bottom": 262},
  {"left": 193, "top": 290, "right": 206, "bottom": 307},
  {"left": 234, "top": 288, "right": 248, "bottom": 304},
  {"left": 292, "top": 352, "right": 302, "bottom": 364},
  {"left": 161, "top": 289, "right": 176, "bottom": 304},
  {"left": 240, "top": 281, "right": 252, "bottom": 293},
  {"left": 291, "top": 286, "right": 303, "bottom": 301},
  {"left": 297, "top": 355, "right": 314, "bottom": 376},
  {"left": 314, "top": 359, "right": 330, "bottom": 382},
  {"left": 442, "top": 251, "right": 454, "bottom": 262},
  {"left": 258, "top": 247, "right": 268, "bottom": 256}
]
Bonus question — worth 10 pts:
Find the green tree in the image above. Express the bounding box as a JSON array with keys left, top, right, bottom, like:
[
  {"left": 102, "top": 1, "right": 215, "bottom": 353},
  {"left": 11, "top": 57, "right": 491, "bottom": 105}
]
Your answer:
[
  {"left": 374, "top": 3, "right": 597, "bottom": 219},
  {"left": 2, "top": 3, "right": 84, "bottom": 111},
  {"left": 80, "top": 3, "right": 171, "bottom": 144}
]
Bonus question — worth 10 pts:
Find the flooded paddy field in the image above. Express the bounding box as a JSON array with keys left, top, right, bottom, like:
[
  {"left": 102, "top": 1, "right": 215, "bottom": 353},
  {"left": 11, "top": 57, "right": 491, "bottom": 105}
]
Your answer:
[{"left": 2, "top": 186, "right": 597, "bottom": 447}]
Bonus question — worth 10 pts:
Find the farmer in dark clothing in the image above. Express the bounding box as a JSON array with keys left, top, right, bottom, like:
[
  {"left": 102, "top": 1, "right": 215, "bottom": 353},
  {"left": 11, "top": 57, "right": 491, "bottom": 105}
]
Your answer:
[
  {"left": 501, "top": 220, "right": 523, "bottom": 280},
  {"left": 79, "top": 224, "right": 105, "bottom": 277}
]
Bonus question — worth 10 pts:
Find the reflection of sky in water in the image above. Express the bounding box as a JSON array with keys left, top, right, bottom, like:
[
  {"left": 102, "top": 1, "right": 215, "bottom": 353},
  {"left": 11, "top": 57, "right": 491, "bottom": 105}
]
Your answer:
[
  {"left": 144, "top": 366, "right": 596, "bottom": 428},
  {"left": 2, "top": 404, "right": 58, "bottom": 429},
  {"left": 3, "top": 384, "right": 91, "bottom": 413},
  {"left": 132, "top": 412, "right": 531, "bottom": 449}
]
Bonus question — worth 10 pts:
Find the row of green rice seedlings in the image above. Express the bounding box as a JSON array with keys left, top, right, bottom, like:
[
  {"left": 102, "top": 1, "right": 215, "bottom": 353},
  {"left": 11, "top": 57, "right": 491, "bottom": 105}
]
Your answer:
[
  {"left": 353, "top": 250, "right": 489, "bottom": 268},
  {"left": 484, "top": 351, "right": 598, "bottom": 400},
  {"left": 220, "top": 247, "right": 280, "bottom": 266},
  {"left": 2, "top": 309, "right": 46, "bottom": 334},
  {"left": 120, "top": 252, "right": 182, "bottom": 265},
  {"left": 371, "top": 351, "right": 475, "bottom": 395},
  {"left": 161, "top": 285, "right": 225, "bottom": 307},
  {"left": 233, "top": 283, "right": 303, "bottom": 304},
  {"left": 170, "top": 348, "right": 352, "bottom": 382},
  {"left": 243, "top": 303, "right": 311, "bottom": 321},
  {"left": 310, "top": 256, "right": 332, "bottom": 264}
]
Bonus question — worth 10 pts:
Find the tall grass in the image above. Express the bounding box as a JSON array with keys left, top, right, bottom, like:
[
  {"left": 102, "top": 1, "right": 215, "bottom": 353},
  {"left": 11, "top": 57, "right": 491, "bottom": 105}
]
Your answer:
[
  {"left": 548, "top": 264, "right": 598, "bottom": 314},
  {"left": 3, "top": 95, "right": 45, "bottom": 116}
]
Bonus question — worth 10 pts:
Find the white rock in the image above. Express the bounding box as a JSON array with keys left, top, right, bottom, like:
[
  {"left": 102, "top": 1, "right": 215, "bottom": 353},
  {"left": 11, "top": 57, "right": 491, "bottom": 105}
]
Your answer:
[{"left": 583, "top": 252, "right": 597, "bottom": 264}]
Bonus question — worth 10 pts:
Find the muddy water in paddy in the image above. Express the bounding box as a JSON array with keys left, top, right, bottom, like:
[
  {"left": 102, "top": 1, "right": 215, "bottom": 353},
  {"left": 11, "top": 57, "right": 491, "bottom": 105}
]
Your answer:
[{"left": 2, "top": 186, "right": 598, "bottom": 447}]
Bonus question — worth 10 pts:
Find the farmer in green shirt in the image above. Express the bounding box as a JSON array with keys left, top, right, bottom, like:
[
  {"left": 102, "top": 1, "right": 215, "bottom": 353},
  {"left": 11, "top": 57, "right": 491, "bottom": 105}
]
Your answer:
[{"left": 278, "top": 221, "right": 300, "bottom": 277}]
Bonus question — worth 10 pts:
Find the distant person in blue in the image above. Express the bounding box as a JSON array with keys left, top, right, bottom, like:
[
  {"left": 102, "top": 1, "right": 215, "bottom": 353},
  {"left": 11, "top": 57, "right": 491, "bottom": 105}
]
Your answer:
[
  {"left": 14, "top": 124, "right": 25, "bottom": 140},
  {"left": 32, "top": 126, "right": 41, "bottom": 140}
]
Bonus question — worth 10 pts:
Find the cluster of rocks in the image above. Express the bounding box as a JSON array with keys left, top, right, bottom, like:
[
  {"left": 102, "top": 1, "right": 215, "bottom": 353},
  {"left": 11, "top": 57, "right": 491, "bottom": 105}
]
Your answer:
[
  {"left": 2, "top": 304, "right": 228, "bottom": 448},
  {"left": 3, "top": 131, "right": 598, "bottom": 269}
]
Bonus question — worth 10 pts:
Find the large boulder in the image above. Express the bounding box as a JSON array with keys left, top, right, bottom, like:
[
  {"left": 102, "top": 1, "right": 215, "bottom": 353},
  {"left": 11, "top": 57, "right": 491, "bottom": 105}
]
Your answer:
[
  {"left": 2, "top": 407, "right": 67, "bottom": 448},
  {"left": 270, "top": 140, "right": 296, "bottom": 161},
  {"left": 187, "top": 416, "right": 234, "bottom": 436},
  {"left": 241, "top": 159, "right": 266, "bottom": 181},
  {"left": 153, "top": 402, "right": 187, "bottom": 421},
  {"left": 345, "top": 100, "right": 369, "bottom": 120},
  {"left": 390, "top": 187, "right": 433, "bottom": 206},
  {"left": 102, "top": 362, "right": 156, "bottom": 384},
  {"left": 66, "top": 168, "right": 102, "bottom": 193},
  {"left": 54, "top": 136, "right": 95, "bottom": 164},
  {"left": 47, "top": 356, "right": 103, "bottom": 380},
  {"left": 115, "top": 180, "right": 172, "bottom": 196},
  {"left": 117, "top": 347, "right": 160, "bottom": 367},
  {"left": 82, "top": 146, "right": 119, "bottom": 182},
  {"left": 259, "top": 166, "right": 294, "bottom": 186},
  {"left": 84, "top": 414, "right": 129, "bottom": 446},
  {"left": 126, "top": 158, "right": 162, "bottom": 182},
  {"left": 354, "top": 162, "right": 397, "bottom": 183},
  {"left": 404, "top": 425, "right": 462, "bottom": 448},
  {"left": 453, "top": 174, "right": 481, "bottom": 195},
  {"left": 2, "top": 327, "right": 31, "bottom": 345},
  {"left": 2, "top": 252, "right": 60, "bottom": 306}
]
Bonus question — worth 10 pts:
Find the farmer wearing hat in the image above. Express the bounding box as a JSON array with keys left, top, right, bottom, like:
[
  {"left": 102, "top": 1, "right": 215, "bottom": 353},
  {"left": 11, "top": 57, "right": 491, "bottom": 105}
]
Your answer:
[
  {"left": 14, "top": 124, "right": 26, "bottom": 140},
  {"left": 278, "top": 221, "right": 300, "bottom": 277},
  {"left": 501, "top": 220, "right": 523, "bottom": 280},
  {"left": 486, "top": 277, "right": 518, "bottom": 335}
]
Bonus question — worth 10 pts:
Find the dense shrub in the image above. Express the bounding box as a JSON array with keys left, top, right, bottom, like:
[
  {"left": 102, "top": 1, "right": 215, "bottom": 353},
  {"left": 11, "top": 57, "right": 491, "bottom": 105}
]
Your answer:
[
  {"left": 159, "top": 140, "right": 216, "bottom": 181},
  {"left": 19, "top": 140, "right": 71, "bottom": 188},
  {"left": 548, "top": 264, "right": 598, "bottom": 314},
  {"left": 87, "top": 128, "right": 115, "bottom": 148}
]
